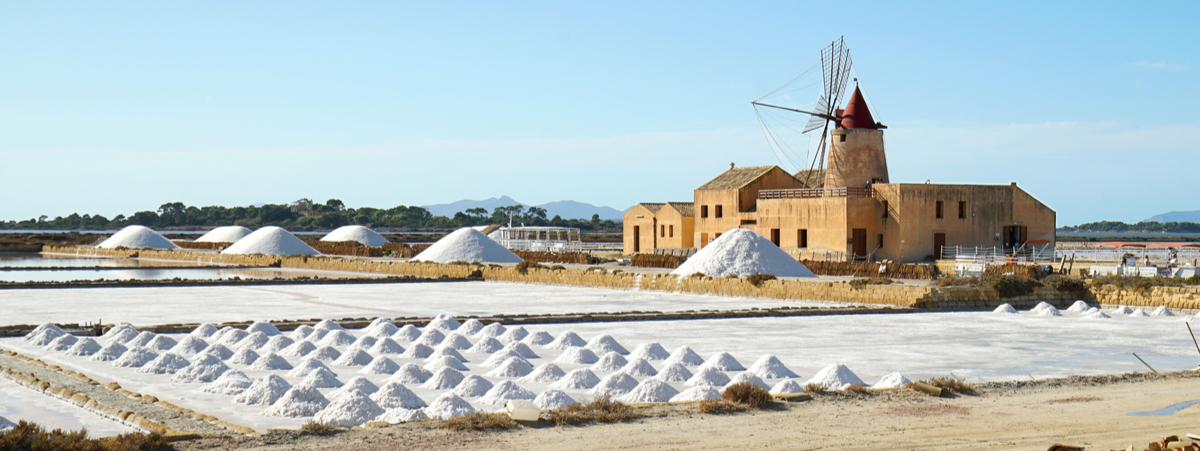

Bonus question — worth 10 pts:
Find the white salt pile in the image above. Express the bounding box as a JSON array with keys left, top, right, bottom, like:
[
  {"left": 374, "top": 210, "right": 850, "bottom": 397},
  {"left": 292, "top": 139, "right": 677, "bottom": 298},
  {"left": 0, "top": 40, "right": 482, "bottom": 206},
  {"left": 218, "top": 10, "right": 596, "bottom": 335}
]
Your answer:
[
  {"left": 747, "top": 354, "right": 797, "bottom": 379},
  {"left": 552, "top": 348, "right": 599, "bottom": 366},
  {"left": 700, "top": 352, "right": 745, "bottom": 371},
  {"left": 454, "top": 375, "right": 494, "bottom": 397},
  {"left": 389, "top": 364, "right": 432, "bottom": 384},
  {"left": 313, "top": 389, "right": 385, "bottom": 428},
  {"left": 1152, "top": 306, "right": 1174, "bottom": 317},
  {"left": 288, "top": 358, "right": 331, "bottom": 378},
  {"left": 482, "top": 349, "right": 526, "bottom": 368},
  {"left": 360, "top": 356, "right": 400, "bottom": 375},
  {"left": 421, "top": 368, "right": 465, "bottom": 390},
  {"left": 590, "top": 372, "right": 638, "bottom": 396},
  {"left": 654, "top": 363, "right": 693, "bottom": 382},
  {"left": 475, "top": 323, "right": 506, "bottom": 339},
  {"left": 235, "top": 375, "right": 292, "bottom": 405},
  {"left": 552, "top": 368, "right": 602, "bottom": 390},
  {"left": 1129, "top": 308, "right": 1150, "bottom": 317},
  {"left": 97, "top": 225, "right": 180, "bottom": 250},
  {"left": 203, "top": 370, "right": 254, "bottom": 396},
  {"left": 441, "top": 334, "right": 473, "bottom": 350},
  {"left": 458, "top": 319, "right": 485, "bottom": 335},
  {"left": 586, "top": 335, "right": 628, "bottom": 356},
  {"left": 619, "top": 379, "right": 679, "bottom": 403},
  {"left": 685, "top": 367, "right": 730, "bottom": 387},
  {"left": 262, "top": 386, "right": 329, "bottom": 417},
  {"left": 136, "top": 353, "right": 190, "bottom": 374},
  {"left": 591, "top": 352, "right": 629, "bottom": 372},
  {"left": 145, "top": 335, "right": 177, "bottom": 351},
  {"left": 479, "top": 380, "right": 537, "bottom": 407},
  {"left": 321, "top": 225, "right": 390, "bottom": 247},
  {"left": 0, "top": 416, "right": 15, "bottom": 431},
  {"left": 171, "top": 336, "right": 209, "bottom": 356},
  {"left": 47, "top": 335, "right": 78, "bottom": 351},
  {"left": 503, "top": 342, "right": 539, "bottom": 359},
  {"left": 378, "top": 408, "right": 428, "bottom": 423},
  {"left": 200, "top": 344, "right": 235, "bottom": 361},
  {"left": 805, "top": 363, "right": 863, "bottom": 390},
  {"left": 66, "top": 338, "right": 102, "bottom": 356},
  {"left": 100, "top": 323, "right": 130, "bottom": 339},
  {"left": 299, "top": 367, "right": 344, "bottom": 389},
  {"left": 261, "top": 336, "right": 295, "bottom": 354},
  {"left": 191, "top": 324, "right": 218, "bottom": 338},
  {"left": 314, "top": 319, "right": 344, "bottom": 331},
  {"left": 1035, "top": 306, "right": 1062, "bottom": 317},
  {"left": 412, "top": 227, "right": 523, "bottom": 264},
  {"left": 333, "top": 349, "right": 374, "bottom": 367},
  {"left": 27, "top": 323, "right": 64, "bottom": 343},
  {"left": 90, "top": 342, "right": 128, "bottom": 362},
  {"left": 534, "top": 390, "right": 576, "bottom": 410},
  {"left": 522, "top": 331, "right": 554, "bottom": 346},
  {"left": 113, "top": 347, "right": 158, "bottom": 368},
  {"left": 621, "top": 358, "right": 658, "bottom": 377},
  {"left": 228, "top": 349, "right": 260, "bottom": 365},
  {"left": 1030, "top": 301, "right": 1055, "bottom": 313},
  {"left": 665, "top": 346, "right": 705, "bottom": 367},
  {"left": 195, "top": 226, "right": 252, "bottom": 243},
  {"left": 108, "top": 327, "right": 141, "bottom": 345},
  {"left": 423, "top": 393, "right": 475, "bottom": 420},
  {"left": 520, "top": 363, "right": 566, "bottom": 384},
  {"left": 1111, "top": 305, "right": 1133, "bottom": 315},
  {"left": 428, "top": 346, "right": 468, "bottom": 363},
  {"left": 372, "top": 382, "right": 426, "bottom": 410},
  {"left": 669, "top": 228, "right": 816, "bottom": 278},
  {"left": 216, "top": 329, "right": 248, "bottom": 346},
  {"left": 1084, "top": 308, "right": 1112, "bottom": 319},
  {"left": 498, "top": 327, "right": 529, "bottom": 344},
  {"left": 725, "top": 372, "right": 769, "bottom": 390},
  {"left": 769, "top": 379, "right": 805, "bottom": 394},
  {"left": 289, "top": 325, "right": 315, "bottom": 340},
  {"left": 310, "top": 346, "right": 343, "bottom": 362},
  {"left": 993, "top": 303, "right": 1018, "bottom": 314},
  {"left": 171, "top": 354, "right": 230, "bottom": 383},
  {"left": 366, "top": 320, "right": 399, "bottom": 338},
  {"left": 631, "top": 343, "right": 670, "bottom": 361},
  {"left": 671, "top": 385, "right": 722, "bottom": 402},
  {"left": 486, "top": 357, "right": 534, "bottom": 378},
  {"left": 873, "top": 372, "right": 912, "bottom": 389},
  {"left": 393, "top": 325, "right": 421, "bottom": 341},
  {"left": 247, "top": 321, "right": 282, "bottom": 336},
  {"left": 414, "top": 329, "right": 446, "bottom": 347},
  {"left": 425, "top": 355, "right": 469, "bottom": 372},
  {"left": 1065, "top": 300, "right": 1092, "bottom": 313},
  {"left": 329, "top": 377, "right": 380, "bottom": 399},
  {"left": 250, "top": 353, "right": 292, "bottom": 371},
  {"left": 281, "top": 341, "right": 317, "bottom": 358},
  {"left": 467, "top": 338, "right": 504, "bottom": 354},
  {"left": 427, "top": 314, "right": 461, "bottom": 331},
  {"left": 546, "top": 331, "right": 587, "bottom": 349},
  {"left": 128, "top": 331, "right": 157, "bottom": 348},
  {"left": 369, "top": 338, "right": 405, "bottom": 355},
  {"left": 222, "top": 226, "right": 320, "bottom": 255},
  {"left": 319, "top": 331, "right": 357, "bottom": 347}
]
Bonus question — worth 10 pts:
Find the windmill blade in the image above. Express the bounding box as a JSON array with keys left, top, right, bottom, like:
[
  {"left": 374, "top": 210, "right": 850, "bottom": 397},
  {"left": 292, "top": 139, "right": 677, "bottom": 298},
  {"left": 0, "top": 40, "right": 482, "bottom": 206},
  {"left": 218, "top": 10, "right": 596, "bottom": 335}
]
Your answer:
[
  {"left": 821, "top": 38, "right": 853, "bottom": 112},
  {"left": 802, "top": 96, "right": 828, "bottom": 133}
]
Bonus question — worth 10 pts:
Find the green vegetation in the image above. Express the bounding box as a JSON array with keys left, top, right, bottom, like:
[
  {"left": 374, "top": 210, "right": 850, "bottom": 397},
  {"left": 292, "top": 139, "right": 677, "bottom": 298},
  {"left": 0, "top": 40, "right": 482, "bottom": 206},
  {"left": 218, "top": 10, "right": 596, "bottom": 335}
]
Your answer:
[
  {"left": 1059, "top": 220, "right": 1200, "bottom": 233},
  {"left": 1090, "top": 274, "right": 1200, "bottom": 291},
  {"left": 546, "top": 395, "right": 641, "bottom": 426},
  {"left": 1, "top": 199, "right": 620, "bottom": 232},
  {"left": 438, "top": 412, "right": 519, "bottom": 431}
]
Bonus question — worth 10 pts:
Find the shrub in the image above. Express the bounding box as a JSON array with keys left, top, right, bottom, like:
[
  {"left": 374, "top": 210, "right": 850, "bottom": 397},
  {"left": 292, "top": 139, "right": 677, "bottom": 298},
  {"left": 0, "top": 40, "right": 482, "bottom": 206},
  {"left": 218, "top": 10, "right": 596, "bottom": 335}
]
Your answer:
[
  {"left": 985, "top": 275, "right": 1041, "bottom": 298},
  {"left": 515, "top": 261, "right": 547, "bottom": 275},
  {"left": 689, "top": 272, "right": 706, "bottom": 279},
  {"left": 849, "top": 277, "right": 893, "bottom": 289},
  {"left": 438, "top": 412, "right": 518, "bottom": 431},
  {"left": 746, "top": 273, "right": 777, "bottom": 287},
  {"left": 1089, "top": 275, "right": 1180, "bottom": 291},
  {"left": 549, "top": 265, "right": 566, "bottom": 271},
  {"left": 803, "top": 383, "right": 826, "bottom": 394},
  {"left": 934, "top": 276, "right": 981, "bottom": 287},
  {"left": 547, "top": 395, "right": 642, "bottom": 426},
  {"left": 300, "top": 420, "right": 338, "bottom": 436},
  {"left": 698, "top": 399, "right": 745, "bottom": 414},
  {"left": 921, "top": 376, "right": 975, "bottom": 394},
  {"left": 1041, "top": 275, "right": 1086, "bottom": 294},
  {"left": 722, "top": 382, "right": 773, "bottom": 408},
  {"left": 0, "top": 420, "right": 173, "bottom": 451},
  {"left": 1188, "top": 275, "right": 1200, "bottom": 286},
  {"left": 843, "top": 382, "right": 870, "bottom": 394}
]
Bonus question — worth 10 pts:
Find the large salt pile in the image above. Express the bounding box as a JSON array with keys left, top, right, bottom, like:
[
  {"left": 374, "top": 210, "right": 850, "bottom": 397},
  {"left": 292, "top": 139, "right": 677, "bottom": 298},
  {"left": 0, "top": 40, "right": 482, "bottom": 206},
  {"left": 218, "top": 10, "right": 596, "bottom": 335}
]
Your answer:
[
  {"left": 992, "top": 303, "right": 1018, "bottom": 314},
  {"left": 423, "top": 393, "right": 475, "bottom": 420},
  {"left": 873, "top": 372, "right": 912, "bottom": 389},
  {"left": 372, "top": 382, "right": 427, "bottom": 410},
  {"left": 262, "top": 386, "right": 329, "bottom": 417},
  {"left": 195, "top": 226, "right": 252, "bottom": 243},
  {"left": 412, "top": 228, "right": 522, "bottom": 264},
  {"left": 479, "top": 381, "right": 537, "bottom": 407},
  {"left": 313, "top": 389, "right": 385, "bottom": 427},
  {"left": 590, "top": 372, "right": 638, "bottom": 396},
  {"left": 321, "top": 225, "right": 390, "bottom": 247},
  {"left": 235, "top": 375, "right": 291, "bottom": 405},
  {"left": 665, "top": 346, "right": 705, "bottom": 367},
  {"left": 700, "top": 352, "right": 745, "bottom": 371},
  {"left": 805, "top": 363, "right": 863, "bottom": 390},
  {"left": 1065, "top": 300, "right": 1092, "bottom": 313},
  {"left": 222, "top": 226, "right": 320, "bottom": 255},
  {"left": 203, "top": 370, "right": 254, "bottom": 395},
  {"left": 670, "top": 228, "right": 816, "bottom": 278},
  {"left": 454, "top": 375, "right": 495, "bottom": 397},
  {"left": 747, "top": 354, "right": 797, "bottom": 379},
  {"left": 1152, "top": 306, "right": 1174, "bottom": 317},
  {"left": 97, "top": 225, "right": 180, "bottom": 249},
  {"left": 671, "top": 385, "right": 722, "bottom": 402},
  {"left": 534, "top": 390, "right": 576, "bottom": 410},
  {"left": 552, "top": 369, "right": 601, "bottom": 390}
]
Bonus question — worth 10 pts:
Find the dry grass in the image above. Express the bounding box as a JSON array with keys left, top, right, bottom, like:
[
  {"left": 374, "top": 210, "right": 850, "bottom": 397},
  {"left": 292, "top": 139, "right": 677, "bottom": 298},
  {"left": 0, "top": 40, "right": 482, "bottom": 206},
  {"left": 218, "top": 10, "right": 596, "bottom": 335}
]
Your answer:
[
  {"left": 1045, "top": 396, "right": 1102, "bottom": 404},
  {"left": 547, "top": 395, "right": 642, "bottom": 426},
  {"left": 515, "top": 260, "right": 547, "bottom": 274},
  {"left": 921, "top": 376, "right": 975, "bottom": 394},
  {"left": 698, "top": 399, "right": 746, "bottom": 414},
  {"left": 723, "top": 382, "right": 772, "bottom": 408},
  {"left": 803, "top": 383, "right": 826, "bottom": 394},
  {"left": 300, "top": 420, "right": 338, "bottom": 436},
  {"left": 438, "top": 412, "right": 519, "bottom": 431},
  {"left": 746, "top": 273, "right": 777, "bottom": 287},
  {"left": 881, "top": 404, "right": 971, "bottom": 417},
  {"left": 843, "top": 382, "right": 870, "bottom": 394},
  {"left": 0, "top": 420, "right": 173, "bottom": 450},
  {"left": 848, "top": 277, "right": 894, "bottom": 289}
]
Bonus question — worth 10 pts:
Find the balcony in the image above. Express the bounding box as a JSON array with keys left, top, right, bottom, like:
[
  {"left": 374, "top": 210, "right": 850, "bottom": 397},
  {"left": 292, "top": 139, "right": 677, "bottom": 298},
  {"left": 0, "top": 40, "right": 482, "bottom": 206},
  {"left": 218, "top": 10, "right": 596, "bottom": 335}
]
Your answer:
[{"left": 758, "top": 187, "right": 874, "bottom": 199}]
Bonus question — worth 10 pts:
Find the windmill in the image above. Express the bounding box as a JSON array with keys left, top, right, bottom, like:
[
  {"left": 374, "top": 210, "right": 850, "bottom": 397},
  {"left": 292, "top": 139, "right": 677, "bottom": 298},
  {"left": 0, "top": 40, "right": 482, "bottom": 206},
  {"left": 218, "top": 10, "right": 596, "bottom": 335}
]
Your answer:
[{"left": 752, "top": 37, "right": 855, "bottom": 188}]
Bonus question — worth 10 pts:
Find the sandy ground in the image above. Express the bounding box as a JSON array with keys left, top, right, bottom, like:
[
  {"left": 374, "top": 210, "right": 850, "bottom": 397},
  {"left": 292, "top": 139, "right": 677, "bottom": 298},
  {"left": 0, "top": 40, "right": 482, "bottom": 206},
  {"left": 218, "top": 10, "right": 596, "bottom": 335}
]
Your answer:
[{"left": 178, "top": 371, "right": 1200, "bottom": 451}]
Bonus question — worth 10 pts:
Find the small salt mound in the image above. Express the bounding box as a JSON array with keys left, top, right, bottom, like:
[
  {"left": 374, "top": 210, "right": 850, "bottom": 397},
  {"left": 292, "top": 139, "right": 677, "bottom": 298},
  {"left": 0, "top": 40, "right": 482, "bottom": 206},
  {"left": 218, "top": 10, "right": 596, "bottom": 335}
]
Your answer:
[
  {"left": 322, "top": 225, "right": 390, "bottom": 247},
  {"left": 1065, "top": 300, "right": 1092, "bottom": 313},
  {"left": 535, "top": 390, "right": 576, "bottom": 410},
  {"left": 228, "top": 348, "right": 260, "bottom": 365},
  {"left": 137, "top": 352, "right": 190, "bottom": 374},
  {"left": 670, "top": 228, "right": 816, "bottom": 278},
  {"left": 671, "top": 385, "right": 723, "bottom": 402},
  {"left": 313, "top": 389, "right": 385, "bottom": 428},
  {"left": 427, "top": 314, "right": 461, "bottom": 331},
  {"left": 127, "top": 331, "right": 157, "bottom": 348},
  {"left": 360, "top": 357, "right": 400, "bottom": 375},
  {"left": 199, "top": 344, "right": 235, "bottom": 361},
  {"left": 414, "top": 329, "right": 446, "bottom": 347},
  {"left": 441, "top": 334, "right": 473, "bottom": 350},
  {"left": 412, "top": 227, "right": 522, "bottom": 264},
  {"left": 620, "top": 358, "right": 658, "bottom": 377},
  {"left": 280, "top": 341, "right": 317, "bottom": 358},
  {"left": 216, "top": 329, "right": 249, "bottom": 346},
  {"left": 262, "top": 386, "right": 329, "bottom": 417},
  {"left": 520, "top": 363, "right": 566, "bottom": 384},
  {"left": 203, "top": 370, "right": 254, "bottom": 395},
  {"left": 332, "top": 348, "right": 374, "bottom": 367},
  {"left": 350, "top": 336, "right": 377, "bottom": 350},
  {"left": 1129, "top": 308, "right": 1150, "bottom": 317},
  {"left": 654, "top": 363, "right": 693, "bottom": 382},
  {"left": 554, "top": 348, "right": 600, "bottom": 365},
  {"left": 586, "top": 335, "right": 629, "bottom": 356},
  {"left": 747, "top": 354, "right": 797, "bottom": 379},
  {"left": 171, "top": 354, "right": 231, "bottom": 383},
  {"left": 498, "top": 327, "right": 529, "bottom": 344},
  {"left": 467, "top": 338, "right": 504, "bottom": 354},
  {"left": 1152, "top": 306, "right": 1174, "bottom": 317},
  {"left": 195, "top": 226, "right": 252, "bottom": 243},
  {"left": 299, "top": 367, "right": 344, "bottom": 389},
  {"left": 90, "top": 342, "right": 128, "bottom": 361},
  {"left": 805, "top": 363, "right": 863, "bottom": 390},
  {"left": 112, "top": 347, "right": 158, "bottom": 368},
  {"left": 665, "top": 346, "right": 705, "bottom": 367},
  {"left": 546, "top": 331, "right": 587, "bottom": 349},
  {"left": 147, "top": 335, "right": 178, "bottom": 351},
  {"left": 482, "top": 349, "right": 526, "bottom": 368},
  {"left": 314, "top": 319, "right": 344, "bottom": 331},
  {"left": 261, "top": 336, "right": 295, "bottom": 354},
  {"left": 101, "top": 323, "right": 133, "bottom": 339},
  {"left": 171, "top": 336, "right": 209, "bottom": 356},
  {"left": 306, "top": 330, "right": 330, "bottom": 342},
  {"left": 318, "top": 330, "right": 357, "bottom": 347},
  {"left": 474, "top": 323, "right": 506, "bottom": 339},
  {"left": 521, "top": 331, "right": 554, "bottom": 346},
  {"left": 389, "top": 364, "right": 432, "bottom": 384},
  {"left": 399, "top": 344, "right": 435, "bottom": 360},
  {"left": 503, "top": 342, "right": 539, "bottom": 359},
  {"left": 1029, "top": 301, "right": 1055, "bottom": 314},
  {"left": 486, "top": 357, "right": 533, "bottom": 378},
  {"left": 425, "top": 356, "right": 470, "bottom": 372},
  {"left": 685, "top": 367, "right": 730, "bottom": 387},
  {"left": 423, "top": 393, "right": 475, "bottom": 420},
  {"left": 66, "top": 338, "right": 102, "bottom": 356},
  {"left": 329, "top": 377, "right": 380, "bottom": 399},
  {"left": 289, "top": 325, "right": 315, "bottom": 340},
  {"left": 551, "top": 369, "right": 601, "bottom": 390},
  {"left": 191, "top": 323, "right": 219, "bottom": 338},
  {"left": 590, "top": 372, "right": 639, "bottom": 397},
  {"left": 591, "top": 352, "right": 629, "bottom": 372},
  {"left": 97, "top": 225, "right": 180, "bottom": 249},
  {"left": 630, "top": 343, "right": 670, "bottom": 361},
  {"left": 453, "top": 375, "right": 494, "bottom": 398},
  {"left": 1111, "top": 305, "right": 1133, "bottom": 315},
  {"left": 769, "top": 379, "right": 805, "bottom": 395},
  {"left": 479, "top": 380, "right": 537, "bottom": 407},
  {"left": 47, "top": 334, "right": 78, "bottom": 352},
  {"left": 29, "top": 322, "right": 64, "bottom": 337},
  {"left": 1084, "top": 309, "right": 1112, "bottom": 319},
  {"left": 428, "top": 346, "right": 468, "bottom": 363},
  {"left": 372, "top": 382, "right": 426, "bottom": 410},
  {"left": 27, "top": 329, "right": 65, "bottom": 347},
  {"left": 619, "top": 379, "right": 679, "bottom": 403},
  {"left": 309, "top": 346, "right": 343, "bottom": 362},
  {"left": 366, "top": 320, "right": 399, "bottom": 338},
  {"left": 235, "top": 375, "right": 291, "bottom": 405},
  {"left": 107, "top": 326, "right": 141, "bottom": 344},
  {"left": 724, "top": 372, "right": 769, "bottom": 390},
  {"left": 873, "top": 373, "right": 912, "bottom": 389},
  {"left": 421, "top": 368, "right": 466, "bottom": 390},
  {"left": 250, "top": 353, "right": 293, "bottom": 371},
  {"left": 700, "top": 352, "right": 745, "bottom": 371},
  {"left": 287, "top": 358, "right": 331, "bottom": 378},
  {"left": 378, "top": 408, "right": 428, "bottom": 423},
  {"left": 993, "top": 304, "right": 1018, "bottom": 314},
  {"left": 393, "top": 325, "right": 421, "bottom": 342},
  {"left": 458, "top": 319, "right": 485, "bottom": 335},
  {"left": 222, "top": 226, "right": 319, "bottom": 255},
  {"left": 369, "top": 338, "right": 405, "bottom": 355},
  {"left": 1034, "top": 305, "right": 1062, "bottom": 317}
]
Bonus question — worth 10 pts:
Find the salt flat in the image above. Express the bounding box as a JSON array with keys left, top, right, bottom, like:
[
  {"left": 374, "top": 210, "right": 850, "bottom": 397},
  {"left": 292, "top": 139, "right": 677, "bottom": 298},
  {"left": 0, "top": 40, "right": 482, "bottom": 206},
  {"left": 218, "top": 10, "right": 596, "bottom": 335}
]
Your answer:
[{"left": 0, "top": 376, "right": 134, "bottom": 436}]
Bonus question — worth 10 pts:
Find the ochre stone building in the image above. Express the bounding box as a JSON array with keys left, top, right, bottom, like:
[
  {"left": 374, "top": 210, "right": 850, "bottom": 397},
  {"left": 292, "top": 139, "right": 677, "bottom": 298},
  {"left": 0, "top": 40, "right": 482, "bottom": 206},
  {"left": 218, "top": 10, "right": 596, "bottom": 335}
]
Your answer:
[{"left": 624, "top": 86, "right": 1056, "bottom": 262}]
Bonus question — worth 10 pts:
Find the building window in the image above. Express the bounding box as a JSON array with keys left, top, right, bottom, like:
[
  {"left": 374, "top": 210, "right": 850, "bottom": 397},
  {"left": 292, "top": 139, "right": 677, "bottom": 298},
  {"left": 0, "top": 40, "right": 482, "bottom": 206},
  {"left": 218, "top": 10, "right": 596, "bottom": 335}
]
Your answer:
[
  {"left": 669, "top": 225, "right": 674, "bottom": 238},
  {"left": 715, "top": 205, "right": 723, "bottom": 218},
  {"left": 958, "top": 201, "right": 966, "bottom": 219},
  {"left": 936, "top": 201, "right": 944, "bottom": 219},
  {"left": 799, "top": 229, "right": 808, "bottom": 248},
  {"left": 661, "top": 225, "right": 665, "bottom": 237},
  {"left": 701, "top": 206, "right": 708, "bottom": 218},
  {"left": 839, "top": 134, "right": 846, "bottom": 142},
  {"left": 882, "top": 200, "right": 889, "bottom": 218}
]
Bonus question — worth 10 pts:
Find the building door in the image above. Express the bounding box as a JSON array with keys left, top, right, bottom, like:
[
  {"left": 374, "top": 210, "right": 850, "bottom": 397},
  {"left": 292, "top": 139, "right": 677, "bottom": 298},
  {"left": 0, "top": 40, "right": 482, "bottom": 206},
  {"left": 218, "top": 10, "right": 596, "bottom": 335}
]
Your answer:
[
  {"left": 1003, "top": 226, "right": 1022, "bottom": 248},
  {"left": 852, "top": 229, "right": 867, "bottom": 259},
  {"left": 700, "top": 233, "right": 708, "bottom": 248},
  {"left": 633, "top": 226, "right": 640, "bottom": 253},
  {"left": 770, "top": 229, "right": 780, "bottom": 247},
  {"left": 934, "top": 233, "right": 946, "bottom": 260}
]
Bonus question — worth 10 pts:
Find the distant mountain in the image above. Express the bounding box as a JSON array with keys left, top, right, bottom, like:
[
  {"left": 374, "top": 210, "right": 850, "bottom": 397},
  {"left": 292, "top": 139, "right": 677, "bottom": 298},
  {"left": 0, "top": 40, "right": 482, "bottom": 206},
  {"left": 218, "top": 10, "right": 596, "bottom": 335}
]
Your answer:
[
  {"left": 422, "top": 196, "right": 626, "bottom": 221},
  {"left": 1144, "top": 211, "right": 1200, "bottom": 223}
]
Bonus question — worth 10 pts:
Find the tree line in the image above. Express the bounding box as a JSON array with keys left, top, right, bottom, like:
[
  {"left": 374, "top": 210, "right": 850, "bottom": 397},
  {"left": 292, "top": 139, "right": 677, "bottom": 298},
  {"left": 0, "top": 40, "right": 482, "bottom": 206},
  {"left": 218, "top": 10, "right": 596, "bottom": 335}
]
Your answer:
[
  {"left": 1, "top": 199, "right": 621, "bottom": 232},
  {"left": 1058, "top": 221, "right": 1200, "bottom": 233}
]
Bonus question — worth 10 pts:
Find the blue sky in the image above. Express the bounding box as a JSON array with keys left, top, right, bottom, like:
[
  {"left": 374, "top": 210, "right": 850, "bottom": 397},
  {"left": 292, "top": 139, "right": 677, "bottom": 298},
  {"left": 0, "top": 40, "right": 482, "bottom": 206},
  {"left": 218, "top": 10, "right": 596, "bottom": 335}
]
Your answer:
[{"left": 1, "top": 1, "right": 1196, "bottom": 225}]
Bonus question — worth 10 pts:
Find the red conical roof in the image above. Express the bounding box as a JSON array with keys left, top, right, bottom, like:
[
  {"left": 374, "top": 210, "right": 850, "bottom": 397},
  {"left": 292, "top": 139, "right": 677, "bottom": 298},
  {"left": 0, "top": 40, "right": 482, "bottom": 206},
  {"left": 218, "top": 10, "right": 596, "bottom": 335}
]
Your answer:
[{"left": 838, "top": 86, "right": 878, "bottom": 129}]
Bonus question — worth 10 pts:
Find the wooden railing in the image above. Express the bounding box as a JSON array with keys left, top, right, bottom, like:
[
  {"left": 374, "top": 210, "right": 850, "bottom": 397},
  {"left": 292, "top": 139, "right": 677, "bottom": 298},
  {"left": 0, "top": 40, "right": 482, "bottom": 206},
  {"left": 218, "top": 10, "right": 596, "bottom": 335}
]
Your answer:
[{"left": 759, "top": 187, "right": 873, "bottom": 199}]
